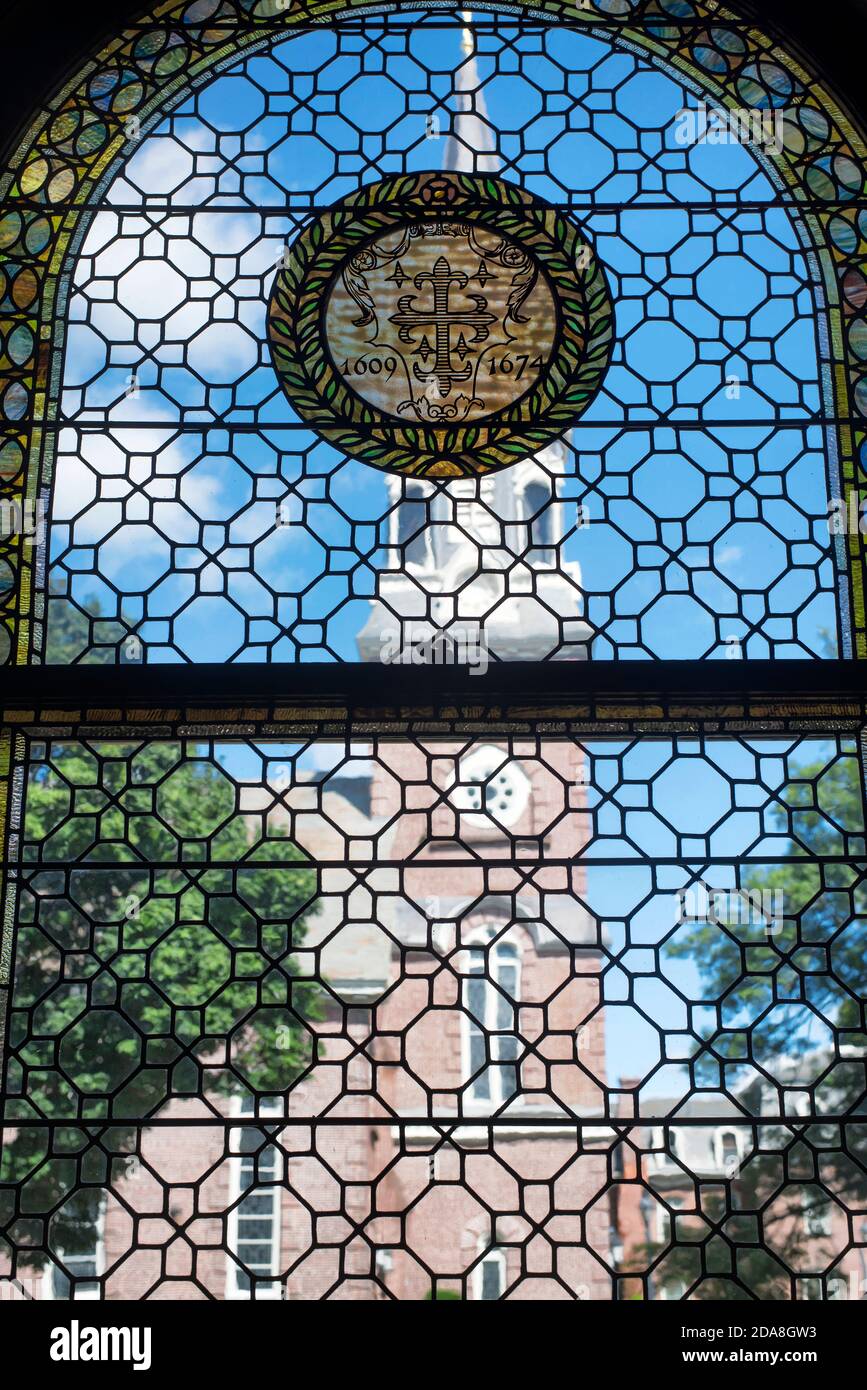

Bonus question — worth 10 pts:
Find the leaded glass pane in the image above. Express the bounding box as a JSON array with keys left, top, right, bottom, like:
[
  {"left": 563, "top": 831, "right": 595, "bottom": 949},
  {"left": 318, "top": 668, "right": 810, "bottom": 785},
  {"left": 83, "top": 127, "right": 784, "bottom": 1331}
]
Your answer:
[
  {"left": 2, "top": 0, "right": 867, "bottom": 1310},
  {"left": 34, "top": 14, "right": 845, "bottom": 665}
]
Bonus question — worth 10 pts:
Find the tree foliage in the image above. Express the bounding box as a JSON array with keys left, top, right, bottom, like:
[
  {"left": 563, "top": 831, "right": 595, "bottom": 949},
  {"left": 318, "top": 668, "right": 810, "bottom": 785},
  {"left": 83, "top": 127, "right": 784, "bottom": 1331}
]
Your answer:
[
  {"left": 1, "top": 601, "right": 323, "bottom": 1268},
  {"left": 648, "top": 754, "right": 867, "bottom": 1299}
]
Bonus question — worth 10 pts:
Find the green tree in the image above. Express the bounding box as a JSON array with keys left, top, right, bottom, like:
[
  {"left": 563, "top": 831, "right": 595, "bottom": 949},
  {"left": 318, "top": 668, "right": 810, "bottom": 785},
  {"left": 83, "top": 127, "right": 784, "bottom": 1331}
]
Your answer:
[
  {"left": 650, "top": 753, "right": 867, "bottom": 1299},
  {"left": 0, "top": 598, "right": 323, "bottom": 1274}
]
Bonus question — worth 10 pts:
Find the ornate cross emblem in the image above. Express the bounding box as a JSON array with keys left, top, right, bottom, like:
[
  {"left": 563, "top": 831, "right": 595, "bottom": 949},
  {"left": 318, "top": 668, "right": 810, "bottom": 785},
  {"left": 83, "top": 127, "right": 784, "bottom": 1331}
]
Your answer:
[
  {"left": 268, "top": 171, "right": 614, "bottom": 477},
  {"left": 390, "top": 254, "right": 495, "bottom": 398},
  {"left": 323, "top": 221, "right": 556, "bottom": 425}
]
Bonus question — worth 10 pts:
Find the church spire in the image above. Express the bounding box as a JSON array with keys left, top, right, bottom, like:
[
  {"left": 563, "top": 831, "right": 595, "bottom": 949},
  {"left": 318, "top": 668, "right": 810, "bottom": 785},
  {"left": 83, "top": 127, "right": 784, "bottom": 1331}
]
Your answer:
[
  {"left": 442, "top": 11, "right": 498, "bottom": 174},
  {"left": 356, "top": 10, "right": 591, "bottom": 663}
]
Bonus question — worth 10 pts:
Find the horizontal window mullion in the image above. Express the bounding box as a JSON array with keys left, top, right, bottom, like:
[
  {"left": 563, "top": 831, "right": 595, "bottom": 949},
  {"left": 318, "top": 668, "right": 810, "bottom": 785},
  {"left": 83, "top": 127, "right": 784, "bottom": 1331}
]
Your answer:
[{"left": 3, "top": 659, "right": 867, "bottom": 716}]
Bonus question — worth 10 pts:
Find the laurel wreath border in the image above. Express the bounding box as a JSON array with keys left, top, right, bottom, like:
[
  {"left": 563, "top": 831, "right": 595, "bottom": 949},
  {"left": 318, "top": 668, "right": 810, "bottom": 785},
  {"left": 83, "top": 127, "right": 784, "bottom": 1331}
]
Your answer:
[{"left": 268, "top": 172, "right": 615, "bottom": 478}]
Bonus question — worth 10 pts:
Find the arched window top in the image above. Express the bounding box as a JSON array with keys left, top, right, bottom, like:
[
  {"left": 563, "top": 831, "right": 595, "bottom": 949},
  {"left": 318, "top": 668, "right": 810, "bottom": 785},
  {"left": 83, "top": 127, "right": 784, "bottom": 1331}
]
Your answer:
[
  {"left": 1, "top": 1, "right": 866, "bottom": 665},
  {"left": 468, "top": 927, "right": 521, "bottom": 958},
  {"left": 463, "top": 924, "right": 522, "bottom": 1108}
]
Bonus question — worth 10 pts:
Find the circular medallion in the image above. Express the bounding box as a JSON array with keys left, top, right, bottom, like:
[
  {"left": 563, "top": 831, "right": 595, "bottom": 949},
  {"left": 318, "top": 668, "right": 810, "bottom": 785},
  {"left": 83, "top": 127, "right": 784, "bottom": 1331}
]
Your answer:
[{"left": 268, "top": 172, "right": 614, "bottom": 478}]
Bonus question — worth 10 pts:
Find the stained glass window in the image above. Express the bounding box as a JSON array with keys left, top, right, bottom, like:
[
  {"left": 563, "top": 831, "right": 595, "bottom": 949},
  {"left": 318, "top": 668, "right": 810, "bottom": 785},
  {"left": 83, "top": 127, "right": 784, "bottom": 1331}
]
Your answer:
[{"left": 1, "top": 0, "right": 867, "bottom": 1308}]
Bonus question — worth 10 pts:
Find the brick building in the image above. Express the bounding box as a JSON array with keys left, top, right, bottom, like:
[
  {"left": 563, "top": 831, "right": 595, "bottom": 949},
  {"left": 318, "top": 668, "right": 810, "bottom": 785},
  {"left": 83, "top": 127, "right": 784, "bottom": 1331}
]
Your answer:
[{"left": 611, "top": 1074, "right": 867, "bottom": 1302}]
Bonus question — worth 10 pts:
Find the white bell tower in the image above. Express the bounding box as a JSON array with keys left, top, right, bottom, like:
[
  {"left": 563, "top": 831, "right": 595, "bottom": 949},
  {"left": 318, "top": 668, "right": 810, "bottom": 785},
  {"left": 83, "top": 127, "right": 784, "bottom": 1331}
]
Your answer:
[
  {"left": 357, "top": 447, "right": 591, "bottom": 662},
  {"left": 357, "top": 13, "right": 591, "bottom": 664}
]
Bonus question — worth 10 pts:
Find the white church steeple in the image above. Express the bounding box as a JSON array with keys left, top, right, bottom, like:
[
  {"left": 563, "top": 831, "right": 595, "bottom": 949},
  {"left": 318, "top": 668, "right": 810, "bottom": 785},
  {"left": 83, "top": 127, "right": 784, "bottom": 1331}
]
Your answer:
[
  {"left": 357, "top": 13, "right": 591, "bottom": 664},
  {"left": 441, "top": 12, "right": 499, "bottom": 175}
]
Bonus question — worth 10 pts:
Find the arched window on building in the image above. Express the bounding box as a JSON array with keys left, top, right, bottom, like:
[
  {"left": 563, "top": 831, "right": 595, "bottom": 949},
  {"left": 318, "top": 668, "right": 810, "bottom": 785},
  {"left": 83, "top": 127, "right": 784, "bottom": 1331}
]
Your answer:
[
  {"left": 393, "top": 480, "right": 431, "bottom": 571},
  {"left": 464, "top": 932, "right": 521, "bottom": 1107},
  {"left": 227, "top": 1098, "right": 283, "bottom": 1300},
  {"left": 523, "top": 477, "right": 556, "bottom": 565},
  {"left": 474, "top": 1243, "right": 507, "bottom": 1301},
  {"left": 716, "top": 1130, "right": 742, "bottom": 1176},
  {"left": 47, "top": 1194, "right": 103, "bottom": 1301}
]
